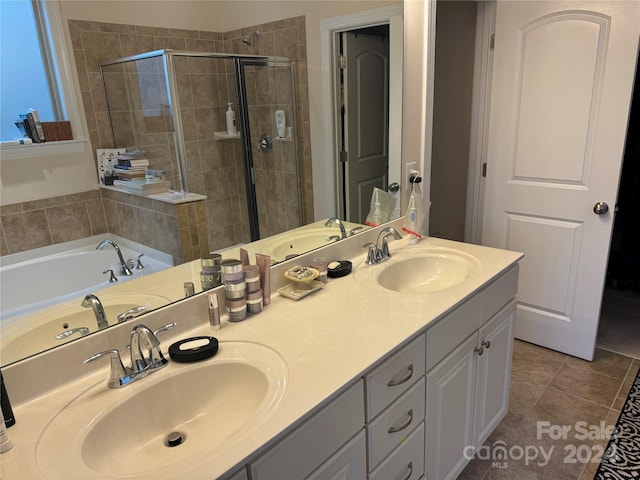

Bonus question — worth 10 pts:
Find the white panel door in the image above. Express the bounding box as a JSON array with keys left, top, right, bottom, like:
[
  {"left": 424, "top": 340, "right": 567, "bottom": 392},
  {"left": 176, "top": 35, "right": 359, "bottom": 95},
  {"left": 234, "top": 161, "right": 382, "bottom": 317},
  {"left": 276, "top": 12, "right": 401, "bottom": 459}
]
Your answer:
[
  {"left": 482, "top": 1, "right": 639, "bottom": 359},
  {"left": 344, "top": 31, "right": 389, "bottom": 223}
]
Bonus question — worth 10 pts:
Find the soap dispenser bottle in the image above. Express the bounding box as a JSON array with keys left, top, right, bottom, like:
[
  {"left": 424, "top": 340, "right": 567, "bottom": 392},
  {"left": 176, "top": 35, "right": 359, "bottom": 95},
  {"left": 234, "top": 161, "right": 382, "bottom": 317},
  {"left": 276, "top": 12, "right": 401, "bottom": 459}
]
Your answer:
[{"left": 226, "top": 103, "right": 237, "bottom": 136}]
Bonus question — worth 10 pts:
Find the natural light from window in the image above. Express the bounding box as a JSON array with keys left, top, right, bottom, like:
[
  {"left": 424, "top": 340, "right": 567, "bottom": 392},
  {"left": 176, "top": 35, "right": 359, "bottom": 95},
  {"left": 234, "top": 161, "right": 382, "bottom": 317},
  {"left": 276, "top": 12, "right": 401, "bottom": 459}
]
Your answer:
[{"left": 0, "top": 0, "right": 59, "bottom": 141}]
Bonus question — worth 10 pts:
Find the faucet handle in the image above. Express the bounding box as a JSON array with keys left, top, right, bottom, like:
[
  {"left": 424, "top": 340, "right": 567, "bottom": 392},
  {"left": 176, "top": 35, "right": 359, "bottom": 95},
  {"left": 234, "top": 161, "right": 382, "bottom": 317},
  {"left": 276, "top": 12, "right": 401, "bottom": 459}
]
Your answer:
[
  {"left": 117, "top": 306, "right": 148, "bottom": 323},
  {"left": 364, "top": 243, "right": 381, "bottom": 265},
  {"left": 153, "top": 322, "right": 176, "bottom": 337},
  {"left": 135, "top": 253, "right": 145, "bottom": 270},
  {"left": 84, "top": 349, "right": 130, "bottom": 389},
  {"left": 103, "top": 269, "right": 118, "bottom": 283}
]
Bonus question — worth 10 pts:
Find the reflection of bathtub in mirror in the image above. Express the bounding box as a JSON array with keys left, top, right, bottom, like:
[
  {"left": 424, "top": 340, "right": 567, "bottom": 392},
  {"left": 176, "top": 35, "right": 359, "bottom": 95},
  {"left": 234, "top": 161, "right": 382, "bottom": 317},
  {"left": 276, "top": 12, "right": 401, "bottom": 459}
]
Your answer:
[
  {"left": 0, "top": 234, "right": 174, "bottom": 321},
  {"left": 0, "top": 293, "right": 172, "bottom": 365}
]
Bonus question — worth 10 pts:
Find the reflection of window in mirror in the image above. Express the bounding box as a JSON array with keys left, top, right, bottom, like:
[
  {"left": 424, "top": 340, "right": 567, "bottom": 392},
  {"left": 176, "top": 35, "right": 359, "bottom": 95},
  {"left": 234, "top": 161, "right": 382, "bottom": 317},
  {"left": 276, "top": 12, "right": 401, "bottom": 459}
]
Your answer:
[{"left": 0, "top": 1, "right": 64, "bottom": 140}]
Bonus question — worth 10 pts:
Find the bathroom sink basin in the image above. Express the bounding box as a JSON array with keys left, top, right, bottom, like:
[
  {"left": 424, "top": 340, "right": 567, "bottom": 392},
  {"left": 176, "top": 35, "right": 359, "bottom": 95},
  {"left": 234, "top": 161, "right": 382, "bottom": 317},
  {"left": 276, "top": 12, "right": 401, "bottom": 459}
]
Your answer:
[
  {"left": 0, "top": 293, "right": 170, "bottom": 365},
  {"left": 354, "top": 246, "right": 481, "bottom": 294},
  {"left": 35, "top": 341, "right": 288, "bottom": 479},
  {"left": 265, "top": 228, "right": 342, "bottom": 261}
]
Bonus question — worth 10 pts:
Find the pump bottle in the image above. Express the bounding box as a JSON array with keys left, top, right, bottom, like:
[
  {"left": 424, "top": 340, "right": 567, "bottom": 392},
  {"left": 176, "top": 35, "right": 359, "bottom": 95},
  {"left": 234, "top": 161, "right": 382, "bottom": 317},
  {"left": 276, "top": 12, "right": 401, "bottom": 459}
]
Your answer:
[{"left": 226, "top": 103, "right": 237, "bottom": 135}]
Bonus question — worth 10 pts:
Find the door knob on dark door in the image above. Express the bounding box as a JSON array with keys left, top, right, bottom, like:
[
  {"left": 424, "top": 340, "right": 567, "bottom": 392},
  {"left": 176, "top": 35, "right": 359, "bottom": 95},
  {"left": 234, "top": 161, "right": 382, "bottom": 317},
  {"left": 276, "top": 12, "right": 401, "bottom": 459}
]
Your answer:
[{"left": 593, "top": 202, "right": 609, "bottom": 215}]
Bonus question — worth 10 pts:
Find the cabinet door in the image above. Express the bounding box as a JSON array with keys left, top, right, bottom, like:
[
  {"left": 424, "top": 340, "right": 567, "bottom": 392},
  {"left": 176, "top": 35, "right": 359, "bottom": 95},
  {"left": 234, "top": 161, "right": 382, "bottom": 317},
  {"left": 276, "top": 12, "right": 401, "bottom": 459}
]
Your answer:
[
  {"left": 306, "top": 431, "right": 366, "bottom": 480},
  {"left": 426, "top": 334, "right": 477, "bottom": 480},
  {"left": 473, "top": 300, "right": 515, "bottom": 447}
]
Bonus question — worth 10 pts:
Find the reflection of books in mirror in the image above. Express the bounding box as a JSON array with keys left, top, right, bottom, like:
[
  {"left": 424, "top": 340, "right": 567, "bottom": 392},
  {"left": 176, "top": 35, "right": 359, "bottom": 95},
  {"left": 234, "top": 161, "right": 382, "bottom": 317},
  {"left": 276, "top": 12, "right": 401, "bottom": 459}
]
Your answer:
[
  {"left": 18, "top": 109, "right": 44, "bottom": 142},
  {"left": 114, "top": 168, "right": 146, "bottom": 179},
  {"left": 1, "top": 138, "right": 33, "bottom": 146},
  {"left": 113, "top": 179, "right": 171, "bottom": 195},
  {"left": 118, "top": 160, "right": 149, "bottom": 167}
]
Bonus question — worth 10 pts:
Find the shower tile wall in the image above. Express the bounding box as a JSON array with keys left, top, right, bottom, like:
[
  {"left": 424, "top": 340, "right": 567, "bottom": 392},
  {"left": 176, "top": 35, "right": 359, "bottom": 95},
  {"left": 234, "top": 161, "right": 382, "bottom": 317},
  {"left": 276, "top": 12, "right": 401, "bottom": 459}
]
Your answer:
[{"left": 67, "top": 17, "right": 312, "bottom": 258}]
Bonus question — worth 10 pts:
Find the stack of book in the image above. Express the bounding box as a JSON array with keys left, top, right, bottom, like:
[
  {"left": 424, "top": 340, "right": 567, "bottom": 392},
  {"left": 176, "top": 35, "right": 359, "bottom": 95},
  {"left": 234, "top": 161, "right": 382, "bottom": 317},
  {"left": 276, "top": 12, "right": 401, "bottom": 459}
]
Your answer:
[
  {"left": 113, "top": 150, "right": 149, "bottom": 181},
  {"left": 15, "top": 108, "right": 45, "bottom": 143},
  {"left": 112, "top": 178, "right": 171, "bottom": 195}
]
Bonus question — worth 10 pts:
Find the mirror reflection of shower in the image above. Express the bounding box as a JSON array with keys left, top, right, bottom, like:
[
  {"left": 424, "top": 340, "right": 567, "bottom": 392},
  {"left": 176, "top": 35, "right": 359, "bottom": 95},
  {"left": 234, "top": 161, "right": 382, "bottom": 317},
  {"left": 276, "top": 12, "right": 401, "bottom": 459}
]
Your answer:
[
  {"left": 242, "top": 30, "right": 261, "bottom": 46},
  {"left": 100, "top": 50, "right": 304, "bottom": 251}
]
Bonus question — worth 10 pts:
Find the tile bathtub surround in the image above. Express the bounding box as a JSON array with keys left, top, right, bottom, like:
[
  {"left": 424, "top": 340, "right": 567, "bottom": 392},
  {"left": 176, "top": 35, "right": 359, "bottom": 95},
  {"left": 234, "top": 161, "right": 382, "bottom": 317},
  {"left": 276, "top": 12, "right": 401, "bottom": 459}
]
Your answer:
[
  {"left": 0, "top": 190, "right": 107, "bottom": 256},
  {"left": 68, "top": 16, "right": 311, "bottom": 253},
  {"left": 460, "top": 340, "right": 638, "bottom": 480},
  {"left": 100, "top": 188, "right": 208, "bottom": 264}
]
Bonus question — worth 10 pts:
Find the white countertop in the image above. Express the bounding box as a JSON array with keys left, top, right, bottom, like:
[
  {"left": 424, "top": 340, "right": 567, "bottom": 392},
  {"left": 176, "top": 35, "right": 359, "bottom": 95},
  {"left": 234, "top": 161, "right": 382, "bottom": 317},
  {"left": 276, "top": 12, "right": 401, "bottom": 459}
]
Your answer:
[{"left": 0, "top": 230, "right": 522, "bottom": 479}]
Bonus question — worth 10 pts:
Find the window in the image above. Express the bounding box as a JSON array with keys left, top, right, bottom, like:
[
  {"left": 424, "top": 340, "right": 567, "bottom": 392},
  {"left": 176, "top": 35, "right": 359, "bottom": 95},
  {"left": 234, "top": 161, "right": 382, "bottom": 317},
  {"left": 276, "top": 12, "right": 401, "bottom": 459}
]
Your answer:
[{"left": 0, "top": 0, "right": 66, "bottom": 141}]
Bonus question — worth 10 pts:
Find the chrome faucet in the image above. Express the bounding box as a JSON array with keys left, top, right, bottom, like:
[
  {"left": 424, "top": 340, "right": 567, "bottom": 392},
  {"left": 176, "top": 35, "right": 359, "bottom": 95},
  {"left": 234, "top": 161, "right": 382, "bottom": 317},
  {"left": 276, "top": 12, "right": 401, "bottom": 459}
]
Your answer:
[
  {"left": 84, "top": 322, "right": 175, "bottom": 389},
  {"left": 325, "top": 217, "right": 347, "bottom": 239},
  {"left": 376, "top": 226, "right": 403, "bottom": 259},
  {"left": 96, "top": 239, "right": 133, "bottom": 276},
  {"left": 364, "top": 227, "right": 403, "bottom": 265},
  {"left": 129, "top": 323, "right": 172, "bottom": 372},
  {"left": 81, "top": 294, "right": 109, "bottom": 329}
]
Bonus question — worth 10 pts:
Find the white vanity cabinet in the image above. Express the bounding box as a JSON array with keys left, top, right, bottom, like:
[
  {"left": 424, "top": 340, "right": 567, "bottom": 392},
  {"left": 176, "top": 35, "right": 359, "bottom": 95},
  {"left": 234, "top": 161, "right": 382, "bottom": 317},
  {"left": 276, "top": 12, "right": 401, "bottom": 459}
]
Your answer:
[
  {"left": 426, "top": 266, "right": 518, "bottom": 480},
  {"left": 249, "top": 380, "right": 365, "bottom": 480},
  {"left": 365, "top": 334, "right": 426, "bottom": 479}
]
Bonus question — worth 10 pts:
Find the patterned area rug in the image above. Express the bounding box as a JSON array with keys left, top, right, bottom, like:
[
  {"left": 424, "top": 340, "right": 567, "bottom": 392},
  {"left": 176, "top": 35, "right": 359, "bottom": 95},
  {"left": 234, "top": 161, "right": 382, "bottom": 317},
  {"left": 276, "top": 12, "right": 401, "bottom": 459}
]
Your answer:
[{"left": 595, "top": 366, "right": 640, "bottom": 479}]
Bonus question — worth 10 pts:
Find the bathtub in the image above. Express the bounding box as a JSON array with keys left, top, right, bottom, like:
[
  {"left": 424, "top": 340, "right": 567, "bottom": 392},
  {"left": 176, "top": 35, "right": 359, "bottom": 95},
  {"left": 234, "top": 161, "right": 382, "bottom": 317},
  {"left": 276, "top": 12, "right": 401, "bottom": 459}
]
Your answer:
[{"left": 0, "top": 235, "right": 174, "bottom": 322}]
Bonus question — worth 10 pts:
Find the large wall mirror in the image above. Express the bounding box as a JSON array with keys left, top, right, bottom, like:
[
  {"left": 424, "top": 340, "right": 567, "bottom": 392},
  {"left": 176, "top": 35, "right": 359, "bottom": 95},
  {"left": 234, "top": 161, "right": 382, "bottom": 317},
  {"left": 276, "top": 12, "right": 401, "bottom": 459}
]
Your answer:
[{"left": 0, "top": 0, "right": 413, "bottom": 367}]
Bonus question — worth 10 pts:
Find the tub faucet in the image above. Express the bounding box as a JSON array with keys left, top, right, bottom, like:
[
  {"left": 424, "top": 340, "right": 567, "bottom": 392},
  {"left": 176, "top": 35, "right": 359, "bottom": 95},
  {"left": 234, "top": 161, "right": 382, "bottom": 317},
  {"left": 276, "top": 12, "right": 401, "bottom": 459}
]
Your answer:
[
  {"left": 81, "top": 294, "right": 109, "bottom": 329},
  {"left": 325, "top": 217, "right": 347, "bottom": 239},
  {"left": 96, "top": 239, "right": 133, "bottom": 276}
]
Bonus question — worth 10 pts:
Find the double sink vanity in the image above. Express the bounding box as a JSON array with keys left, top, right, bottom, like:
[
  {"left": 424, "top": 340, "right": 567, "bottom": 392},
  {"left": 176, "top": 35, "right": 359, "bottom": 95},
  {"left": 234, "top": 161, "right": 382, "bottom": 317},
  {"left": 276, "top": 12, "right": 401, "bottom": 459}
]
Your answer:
[{"left": 1, "top": 219, "right": 523, "bottom": 480}]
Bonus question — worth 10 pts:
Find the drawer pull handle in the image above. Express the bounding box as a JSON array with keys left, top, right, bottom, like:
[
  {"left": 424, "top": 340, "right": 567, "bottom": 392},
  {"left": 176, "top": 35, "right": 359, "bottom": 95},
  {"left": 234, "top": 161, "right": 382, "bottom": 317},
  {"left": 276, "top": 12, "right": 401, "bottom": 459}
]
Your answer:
[
  {"left": 482, "top": 340, "right": 491, "bottom": 349},
  {"left": 387, "top": 364, "right": 414, "bottom": 387},
  {"left": 388, "top": 409, "right": 413, "bottom": 434},
  {"left": 400, "top": 461, "right": 413, "bottom": 480},
  {"left": 474, "top": 346, "right": 484, "bottom": 356}
]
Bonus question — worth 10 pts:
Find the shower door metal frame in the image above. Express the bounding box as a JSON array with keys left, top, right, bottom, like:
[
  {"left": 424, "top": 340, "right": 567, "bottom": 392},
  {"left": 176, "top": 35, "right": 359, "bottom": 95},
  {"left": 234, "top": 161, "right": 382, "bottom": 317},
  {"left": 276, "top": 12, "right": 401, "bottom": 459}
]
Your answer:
[{"left": 234, "top": 57, "right": 303, "bottom": 242}]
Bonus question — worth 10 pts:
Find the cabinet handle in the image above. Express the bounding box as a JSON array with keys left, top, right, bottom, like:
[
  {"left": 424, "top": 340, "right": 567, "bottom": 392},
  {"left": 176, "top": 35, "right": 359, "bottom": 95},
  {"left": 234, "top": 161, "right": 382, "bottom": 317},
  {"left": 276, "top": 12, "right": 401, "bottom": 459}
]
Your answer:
[
  {"left": 474, "top": 346, "right": 484, "bottom": 356},
  {"left": 388, "top": 409, "right": 413, "bottom": 433},
  {"left": 482, "top": 340, "right": 491, "bottom": 349},
  {"left": 400, "top": 461, "right": 413, "bottom": 480},
  {"left": 387, "top": 364, "right": 414, "bottom": 387}
]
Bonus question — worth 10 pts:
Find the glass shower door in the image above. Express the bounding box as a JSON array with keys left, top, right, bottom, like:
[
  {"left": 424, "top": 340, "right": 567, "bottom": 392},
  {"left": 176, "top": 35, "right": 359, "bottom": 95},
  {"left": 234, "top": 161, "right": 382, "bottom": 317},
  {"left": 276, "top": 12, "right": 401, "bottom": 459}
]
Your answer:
[{"left": 235, "top": 58, "right": 303, "bottom": 241}]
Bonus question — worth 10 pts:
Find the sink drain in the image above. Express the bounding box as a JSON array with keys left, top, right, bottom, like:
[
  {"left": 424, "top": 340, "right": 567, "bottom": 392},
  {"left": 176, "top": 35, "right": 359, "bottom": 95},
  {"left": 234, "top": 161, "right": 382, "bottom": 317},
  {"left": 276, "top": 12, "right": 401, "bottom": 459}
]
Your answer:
[{"left": 166, "top": 431, "right": 185, "bottom": 447}]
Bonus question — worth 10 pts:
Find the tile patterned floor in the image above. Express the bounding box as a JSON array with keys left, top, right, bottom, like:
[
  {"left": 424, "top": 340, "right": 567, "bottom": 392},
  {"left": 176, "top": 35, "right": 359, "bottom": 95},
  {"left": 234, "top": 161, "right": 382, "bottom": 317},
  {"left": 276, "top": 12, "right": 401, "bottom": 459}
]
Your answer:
[{"left": 460, "top": 340, "right": 639, "bottom": 480}]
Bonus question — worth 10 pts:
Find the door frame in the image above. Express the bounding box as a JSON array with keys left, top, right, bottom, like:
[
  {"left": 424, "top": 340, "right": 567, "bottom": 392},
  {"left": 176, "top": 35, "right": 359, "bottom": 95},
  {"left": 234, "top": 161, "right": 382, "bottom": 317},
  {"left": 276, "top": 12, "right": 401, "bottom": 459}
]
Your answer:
[
  {"left": 465, "top": 1, "right": 496, "bottom": 244},
  {"left": 320, "top": 5, "right": 403, "bottom": 219}
]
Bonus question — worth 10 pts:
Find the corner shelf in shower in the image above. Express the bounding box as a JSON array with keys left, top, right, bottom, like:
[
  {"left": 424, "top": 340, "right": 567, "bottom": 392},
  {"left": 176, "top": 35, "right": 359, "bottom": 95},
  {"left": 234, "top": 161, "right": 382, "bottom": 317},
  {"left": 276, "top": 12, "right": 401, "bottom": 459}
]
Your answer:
[{"left": 214, "top": 131, "right": 241, "bottom": 140}]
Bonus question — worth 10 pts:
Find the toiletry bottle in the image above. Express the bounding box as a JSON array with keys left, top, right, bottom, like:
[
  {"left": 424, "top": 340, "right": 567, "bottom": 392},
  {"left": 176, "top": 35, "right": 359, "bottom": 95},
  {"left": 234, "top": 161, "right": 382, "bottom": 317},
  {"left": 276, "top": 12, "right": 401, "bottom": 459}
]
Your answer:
[
  {"left": 226, "top": 103, "right": 237, "bottom": 136},
  {"left": 275, "top": 110, "right": 286, "bottom": 138},
  {"left": 208, "top": 292, "right": 221, "bottom": 330}
]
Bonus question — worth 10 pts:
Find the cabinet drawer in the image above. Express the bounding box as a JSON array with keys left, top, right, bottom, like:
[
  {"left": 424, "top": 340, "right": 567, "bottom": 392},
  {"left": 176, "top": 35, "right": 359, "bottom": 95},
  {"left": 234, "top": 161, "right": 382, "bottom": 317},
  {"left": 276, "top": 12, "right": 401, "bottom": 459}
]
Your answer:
[
  {"left": 224, "top": 469, "right": 248, "bottom": 480},
  {"left": 367, "top": 377, "right": 426, "bottom": 470},
  {"left": 369, "top": 421, "right": 425, "bottom": 480},
  {"left": 250, "top": 381, "right": 364, "bottom": 480},
  {"left": 365, "top": 334, "right": 425, "bottom": 420},
  {"left": 481, "top": 265, "right": 518, "bottom": 324},
  {"left": 306, "top": 431, "right": 366, "bottom": 480},
  {"left": 426, "top": 295, "right": 481, "bottom": 371}
]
